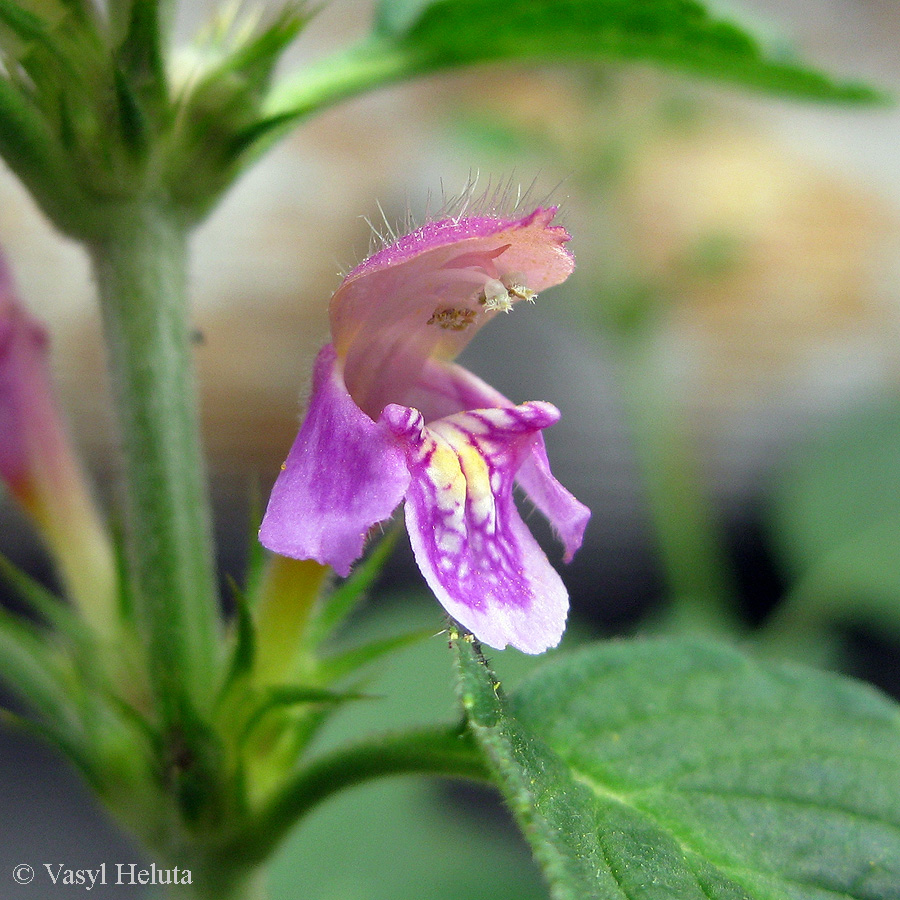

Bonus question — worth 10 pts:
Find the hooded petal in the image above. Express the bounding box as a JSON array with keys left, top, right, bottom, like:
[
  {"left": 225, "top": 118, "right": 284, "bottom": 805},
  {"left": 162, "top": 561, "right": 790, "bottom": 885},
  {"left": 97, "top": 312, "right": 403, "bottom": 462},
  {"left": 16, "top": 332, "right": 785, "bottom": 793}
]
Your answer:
[
  {"left": 382, "top": 401, "right": 569, "bottom": 654},
  {"left": 259, "top": 344, "right": 410, "bottom": 576},
  {"left": 332, "top": 208, "right": 574, "bottom": 419},
  {"left": 407, "top": 357, "right": 590, "bottom": 561}
]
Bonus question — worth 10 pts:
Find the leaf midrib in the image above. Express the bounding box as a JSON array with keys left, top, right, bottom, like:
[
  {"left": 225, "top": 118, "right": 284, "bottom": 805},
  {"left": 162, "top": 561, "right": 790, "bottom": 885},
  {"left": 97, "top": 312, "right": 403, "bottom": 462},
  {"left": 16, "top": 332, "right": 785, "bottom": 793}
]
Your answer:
[{"left": 569, "top": 767, "right": 884, "bottom": 900}]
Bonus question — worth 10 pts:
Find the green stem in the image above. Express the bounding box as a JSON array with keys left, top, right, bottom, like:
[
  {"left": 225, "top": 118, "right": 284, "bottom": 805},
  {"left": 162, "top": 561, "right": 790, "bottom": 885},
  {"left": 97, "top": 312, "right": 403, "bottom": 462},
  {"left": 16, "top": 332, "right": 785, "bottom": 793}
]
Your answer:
[
  {"left": 617, "top": 325, "right": 740, "bottom": 633},
  {"left": 89, "top": 203, "right": 221, "bottom": 723},
  {"left": 160, "top": 865, "right": 267, "bottom": 900},
  {"left": 224, "top": 724, "right": 488, "bottom": 868}
]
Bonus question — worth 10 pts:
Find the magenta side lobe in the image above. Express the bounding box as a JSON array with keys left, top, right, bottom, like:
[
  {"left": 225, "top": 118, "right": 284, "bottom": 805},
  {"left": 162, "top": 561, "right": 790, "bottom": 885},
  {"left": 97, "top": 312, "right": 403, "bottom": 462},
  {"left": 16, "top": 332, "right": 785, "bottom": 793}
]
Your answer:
[{"left": 259, "top": 345, "right": 409, "bottom": 576}]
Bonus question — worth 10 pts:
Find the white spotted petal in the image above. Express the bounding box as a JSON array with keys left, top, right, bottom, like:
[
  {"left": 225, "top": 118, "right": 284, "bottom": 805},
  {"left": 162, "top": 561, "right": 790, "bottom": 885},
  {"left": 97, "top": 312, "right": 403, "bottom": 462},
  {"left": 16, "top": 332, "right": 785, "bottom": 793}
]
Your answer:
[{"left": 382, "top": 402, "right": 569, "bottom": 654}]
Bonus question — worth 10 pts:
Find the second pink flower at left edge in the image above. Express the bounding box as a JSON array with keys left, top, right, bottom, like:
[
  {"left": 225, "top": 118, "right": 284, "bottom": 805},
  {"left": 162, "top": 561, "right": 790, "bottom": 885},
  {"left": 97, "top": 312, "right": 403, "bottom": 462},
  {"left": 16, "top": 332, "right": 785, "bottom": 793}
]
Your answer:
[{"left": 0, "top": 251, "right": 117, "bottom": 632}]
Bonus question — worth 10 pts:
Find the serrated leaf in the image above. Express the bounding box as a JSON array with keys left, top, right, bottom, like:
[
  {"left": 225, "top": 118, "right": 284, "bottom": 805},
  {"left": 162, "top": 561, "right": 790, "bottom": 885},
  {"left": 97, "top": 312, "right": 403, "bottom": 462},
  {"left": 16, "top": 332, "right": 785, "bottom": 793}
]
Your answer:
[
  {"left": 455, "top": 636, "right": 900, "bottom": 900},
  {"left": 391, "top": 0, "right": 879, "bottom": 102},
  {"left": 265, "top": 0, "right": 882, "bottom": 136}
]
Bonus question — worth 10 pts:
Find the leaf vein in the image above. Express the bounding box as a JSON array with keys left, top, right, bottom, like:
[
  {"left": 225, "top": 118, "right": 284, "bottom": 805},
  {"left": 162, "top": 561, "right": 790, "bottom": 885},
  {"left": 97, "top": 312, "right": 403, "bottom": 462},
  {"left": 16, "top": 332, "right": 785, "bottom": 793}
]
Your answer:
[
  {"left": 571, "top": 767, "right": 893, "bottom": 900},
  {"left": 668, "top": 785, "right": 900, "bottom": 833}
]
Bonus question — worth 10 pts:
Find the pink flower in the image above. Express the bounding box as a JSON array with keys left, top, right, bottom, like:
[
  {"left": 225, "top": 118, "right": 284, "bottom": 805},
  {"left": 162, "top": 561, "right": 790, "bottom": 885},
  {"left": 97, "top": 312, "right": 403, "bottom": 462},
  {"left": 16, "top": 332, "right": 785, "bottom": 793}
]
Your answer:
[
  {"left": 259, "top": 208, "right": 589, "bottom": 653},
  {"left": 0, "top": 257, "right": 52, "bottom": 508},
  {"left": 0, "top": 253, "right": 116, "bottom": 629}
]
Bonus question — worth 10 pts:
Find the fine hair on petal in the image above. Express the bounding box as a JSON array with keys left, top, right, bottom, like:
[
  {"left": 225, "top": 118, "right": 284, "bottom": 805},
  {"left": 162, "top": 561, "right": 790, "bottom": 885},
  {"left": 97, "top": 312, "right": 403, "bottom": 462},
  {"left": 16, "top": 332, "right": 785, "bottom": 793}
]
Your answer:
[{"left": 347, "top": 171, "right": 570, "bottom": 274}]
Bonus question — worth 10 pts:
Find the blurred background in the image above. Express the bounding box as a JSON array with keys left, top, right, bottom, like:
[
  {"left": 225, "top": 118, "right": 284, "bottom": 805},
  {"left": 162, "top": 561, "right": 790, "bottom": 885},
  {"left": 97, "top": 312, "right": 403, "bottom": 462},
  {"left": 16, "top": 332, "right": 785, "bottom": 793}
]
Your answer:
[{"left": 1, "top": 0, "right": 900, "bottom": 896}]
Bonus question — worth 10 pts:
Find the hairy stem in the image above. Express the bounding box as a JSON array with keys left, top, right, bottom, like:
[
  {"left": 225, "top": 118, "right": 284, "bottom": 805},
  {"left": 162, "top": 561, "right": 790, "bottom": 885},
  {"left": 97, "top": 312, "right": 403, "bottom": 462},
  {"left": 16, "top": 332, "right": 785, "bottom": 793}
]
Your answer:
[
  {"left": 89, "top": 203, "right": 221, "bottom": 723},
  {"left": 225, "top": 723, "right": 488, "bottom": 868}
]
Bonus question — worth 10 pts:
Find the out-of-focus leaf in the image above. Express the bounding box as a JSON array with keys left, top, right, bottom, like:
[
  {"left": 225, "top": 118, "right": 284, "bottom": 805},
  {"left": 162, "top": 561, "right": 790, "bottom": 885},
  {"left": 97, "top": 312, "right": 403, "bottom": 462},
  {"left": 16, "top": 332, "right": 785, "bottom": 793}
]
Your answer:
[
  {"left": 219, "top": 577, "right": 257, "bottom": 698},
  {"left": 0, "top": 552, "right": 90, "bottom": 647},
  {"left": 0, "top": 607, "right": 85, "bottom": 750},
  {"left": 456, "top": 635, "right": 900, "bottom": 900},
  {"left": 244, "top": 479, "right": 267, "bottom": 602},
  {"left": 768, "top": 399, "right": 900, "bottom": 641},
  {"left": 397, "top": 0, "right": 878, "bottom": 99},
  {"left": 771, "top": 399, "right": 900, "bottom": 565},
  {"left": 264, "top": 0, "right": 882, "bottom": 136},
  {"left": 373, "top": 0, "right": 434, "bottom": 36}
]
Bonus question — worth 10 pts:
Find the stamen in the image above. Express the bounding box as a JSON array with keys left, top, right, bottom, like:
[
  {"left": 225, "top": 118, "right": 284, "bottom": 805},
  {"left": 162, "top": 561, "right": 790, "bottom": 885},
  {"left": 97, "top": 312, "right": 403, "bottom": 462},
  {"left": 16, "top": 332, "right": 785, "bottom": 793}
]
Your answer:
[
  {"left": 502, "top": 272, "right": 536, "bottom": 302},
  {"left": 427, "top": 307, "right": 478, "bottom": 331},
  {"left": 480, "top": 278, "right": 514, "bottom": 313}
]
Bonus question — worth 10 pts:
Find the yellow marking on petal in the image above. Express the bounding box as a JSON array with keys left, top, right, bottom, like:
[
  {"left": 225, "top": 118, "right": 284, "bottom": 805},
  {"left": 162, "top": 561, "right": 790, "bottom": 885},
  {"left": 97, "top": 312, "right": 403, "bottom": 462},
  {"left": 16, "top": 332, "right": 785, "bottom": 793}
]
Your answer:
[
  {"left": 426, "top": 443, "right": 467, "bottom": 513},
  {"left": 456, "top": 442, "right": 494, "bottom": 524}
]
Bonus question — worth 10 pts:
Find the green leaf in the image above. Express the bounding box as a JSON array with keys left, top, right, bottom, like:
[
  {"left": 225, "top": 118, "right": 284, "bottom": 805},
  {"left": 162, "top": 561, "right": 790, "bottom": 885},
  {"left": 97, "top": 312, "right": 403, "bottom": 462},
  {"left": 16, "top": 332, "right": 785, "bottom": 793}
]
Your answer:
[
  {"left": 162, "top": 3, "right": 309, "bottom": 214},
  {"left": 0, "top": 706, "right": 92, "bottom": 775},
  {"left": 244, "top": 684, "right": 372, "bottom": 737},
  {"left": 397, "top": 0, "right": 880, "bottom": 99},
  {"left": 317, "top": 627, "right": 434, "bottom": 683},
  {"left": 306, "top": 527, "right": 399, "bottom": 647},
  {"left": 219, "top": 576, "right": 257, "bottom": 698},
  {"left": 766, "top": 520, "right": 900, "bottom": 655},
  {"left": 0, "top": 607, "right": 84, "bottom": 743},
  {"left": 0, "top": 0, "right": 51, "bottom": 45},
  {"left": 455, "top": 636, "right": 900, "bottom": 900},
  {"left": 116, "top": 0, "right": 168, "bottom": 110},
  {"left": 243, "top": 478, "right": 267, "bottom": 602},
  {"left": 373, "top": 0, "right": 434, "bottom": 36},
  {"left": 265, "top": 0, "right": 882, "bottom": 134},
  {"left": 770, "top": 399, "right": 900, "bottom": 566},
  {"left": 0, "top": 552, "right": 91, "bottom": 647},
  {"left": 0, "top": 75, "right": 85, "bottom": 228},
  {"left": 767, "top": 399, "right": 900, "bottom": 643}
]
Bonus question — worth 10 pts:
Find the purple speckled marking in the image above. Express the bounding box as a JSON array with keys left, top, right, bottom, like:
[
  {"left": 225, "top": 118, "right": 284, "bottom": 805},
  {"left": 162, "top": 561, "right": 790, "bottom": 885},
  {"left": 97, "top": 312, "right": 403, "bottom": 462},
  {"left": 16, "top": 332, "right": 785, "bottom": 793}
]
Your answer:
[
  {"left": 407, "top": 358, "right": 590, "bottom": 561},
  {"left": 383, "top": 402, "right": 569, "bottom": 654},
  {"left": 259, "top": 346, "right": 410, "bottom": 576}
]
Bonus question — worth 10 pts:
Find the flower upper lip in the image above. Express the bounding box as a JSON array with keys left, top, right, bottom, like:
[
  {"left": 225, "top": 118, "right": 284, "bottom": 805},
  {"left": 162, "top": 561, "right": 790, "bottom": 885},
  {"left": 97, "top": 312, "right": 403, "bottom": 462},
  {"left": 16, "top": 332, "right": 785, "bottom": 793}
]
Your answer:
[{"left": 332, "top": 207, "right": 574, "bottom": 420}]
